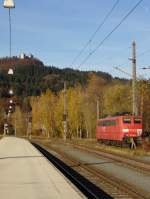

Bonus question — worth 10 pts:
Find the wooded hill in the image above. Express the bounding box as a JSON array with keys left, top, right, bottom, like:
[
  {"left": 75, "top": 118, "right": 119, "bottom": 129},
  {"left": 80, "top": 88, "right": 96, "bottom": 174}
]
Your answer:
[
  {"left": 1, "top": 58, "right": 150, "bottom": 138},
  {"left": 0, "top": 60, "right": 127, "bottom": 97}
]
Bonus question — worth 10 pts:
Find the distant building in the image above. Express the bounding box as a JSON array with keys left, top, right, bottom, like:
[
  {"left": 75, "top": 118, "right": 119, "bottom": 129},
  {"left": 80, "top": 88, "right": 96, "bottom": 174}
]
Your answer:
[
  {"left": 19, "top": 53, "right": 35, "bottom": 59},
  {"left": 29, "top": 54, "right": 34, "bottom": 59},
  {"left": 0, "top": 53, "right": 43, "bottom": 72},
  {"left": 19, "top": 53, "right": 25, "bottom": 59}
]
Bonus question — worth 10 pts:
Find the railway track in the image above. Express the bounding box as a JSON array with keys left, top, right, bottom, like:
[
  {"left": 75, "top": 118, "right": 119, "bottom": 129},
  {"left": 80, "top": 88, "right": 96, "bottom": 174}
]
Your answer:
[
  {"left": 32, "top": 141, "right": 149, "bottom": 199},
  {"left": 64, "top": 142, "right": 150, "bottom": 174},
  {"left": 32, "top": 142, "right": 112, "bottom": 199}
]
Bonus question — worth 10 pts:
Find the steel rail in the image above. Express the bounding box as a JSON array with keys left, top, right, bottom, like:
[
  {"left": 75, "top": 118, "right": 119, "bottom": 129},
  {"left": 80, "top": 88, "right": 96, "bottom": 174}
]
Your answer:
[
  {"left": 64, "top": 142, "right": 150, "bottom": 174},
  {"left": 32, "top": 142, "right": 112, "bottom": 199},
  {"left": 33, "top": 141, "right": 149, "bottom": 199}
]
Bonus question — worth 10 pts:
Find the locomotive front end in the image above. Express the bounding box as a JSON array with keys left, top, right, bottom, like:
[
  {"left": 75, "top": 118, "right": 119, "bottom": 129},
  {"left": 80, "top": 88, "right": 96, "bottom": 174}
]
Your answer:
[{"left": 122, "top": 116, "right": 142, "bottom": 146}]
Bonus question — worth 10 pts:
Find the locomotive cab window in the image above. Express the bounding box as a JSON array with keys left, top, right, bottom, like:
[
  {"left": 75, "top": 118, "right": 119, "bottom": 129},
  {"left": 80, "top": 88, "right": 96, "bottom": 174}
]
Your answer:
[
  {"left": 134, "top": 118, "right": 141, "bottom": 124},
  {"left": 123, "top": 117, "right": 131, "bottom": 123},
  {"left": 98, "top": 120, "right": 116, "bottom": 126}
]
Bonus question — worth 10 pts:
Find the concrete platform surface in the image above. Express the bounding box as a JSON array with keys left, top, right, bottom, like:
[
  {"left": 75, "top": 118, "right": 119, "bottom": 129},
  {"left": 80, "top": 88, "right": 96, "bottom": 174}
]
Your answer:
[{"left": 0, "top": 137, "right": 85, "bottom": 199}]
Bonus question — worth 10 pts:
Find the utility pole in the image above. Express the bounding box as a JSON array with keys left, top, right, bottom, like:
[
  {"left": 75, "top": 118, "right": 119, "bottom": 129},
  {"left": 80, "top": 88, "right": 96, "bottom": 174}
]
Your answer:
[
  {"left": 97, "top": 99, "right": 99, "bottom": 120},
  {"left": 130, "top": 41, "right": 138, "bottom": 116},
  {"left": 114, "top": 41, "right": 138, "bottom": 116},
  {"left": 3, "top": 0, "right": 15, "bottom": 136},
  {"left": 63, "top": 81, "right": 67, "bottom": 141}
]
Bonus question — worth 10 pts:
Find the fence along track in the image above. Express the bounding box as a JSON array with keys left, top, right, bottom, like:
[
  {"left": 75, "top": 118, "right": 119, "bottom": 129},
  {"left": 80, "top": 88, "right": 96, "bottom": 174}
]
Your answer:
[{"left": 32, "top": 142, "right": 149, "bottom": 199}]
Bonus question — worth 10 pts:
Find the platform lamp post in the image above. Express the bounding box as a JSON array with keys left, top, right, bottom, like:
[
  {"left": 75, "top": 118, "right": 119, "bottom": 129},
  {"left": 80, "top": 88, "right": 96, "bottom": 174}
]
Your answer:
[
  {"left": 3, "top": 0, "right": 15, "bottom": 58},
  {"left": 4, "top": 0, "right": 15, "bottom": 84},
  {"left": 3, "top": 1, "right": 15, "bottom": 136}
]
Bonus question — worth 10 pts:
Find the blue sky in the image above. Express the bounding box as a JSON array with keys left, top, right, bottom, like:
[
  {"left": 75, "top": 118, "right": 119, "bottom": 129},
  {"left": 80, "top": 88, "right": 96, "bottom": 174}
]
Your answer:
[{"left": 0, "top": 0, "right": 150, "bottom": 78}]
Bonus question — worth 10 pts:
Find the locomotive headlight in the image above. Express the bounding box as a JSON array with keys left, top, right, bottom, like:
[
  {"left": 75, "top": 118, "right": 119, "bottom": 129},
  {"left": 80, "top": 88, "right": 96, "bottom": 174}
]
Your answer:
[
  {"left": 122, "top": 129, "right": 129, "bottom": 133},
  {"left": 137, "top": 129, "right": 142, "bottom": 136}
]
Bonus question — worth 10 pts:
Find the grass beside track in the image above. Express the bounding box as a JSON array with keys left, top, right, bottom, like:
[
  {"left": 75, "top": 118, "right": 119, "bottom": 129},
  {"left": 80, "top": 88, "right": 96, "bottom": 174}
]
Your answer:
[
  {"left": 31, "top": 137, "right": 150, "bottom": 156},
  {"left": 68, "top": 138, "right": 150, "bottom": 156}
]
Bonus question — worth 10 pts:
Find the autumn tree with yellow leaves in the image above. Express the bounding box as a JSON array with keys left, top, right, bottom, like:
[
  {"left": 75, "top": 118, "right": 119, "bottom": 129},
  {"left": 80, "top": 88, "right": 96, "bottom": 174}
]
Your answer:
[
  {"left": 29, "top": 76, "right": 150, "bottom": 139},
  {"left": 11, "top": 106, "right": 27, "bottom": 136},
  {"left": 137, "top": 80, "right": 150, "bottom": 134},
  {"left": 103, "top": 83, "right": 132, "bottom": 115},
  {"left": 67, "top": 86, "right": 83, "bottom": 138},
  {"left": 31, "top": 90, "right": 56, "bottom": 137}
]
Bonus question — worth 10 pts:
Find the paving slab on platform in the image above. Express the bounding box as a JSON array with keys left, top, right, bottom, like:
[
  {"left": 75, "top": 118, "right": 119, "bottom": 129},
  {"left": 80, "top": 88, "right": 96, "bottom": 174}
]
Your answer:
[{"left": 0, "top": 137, "right": 85, "bottom": 199}]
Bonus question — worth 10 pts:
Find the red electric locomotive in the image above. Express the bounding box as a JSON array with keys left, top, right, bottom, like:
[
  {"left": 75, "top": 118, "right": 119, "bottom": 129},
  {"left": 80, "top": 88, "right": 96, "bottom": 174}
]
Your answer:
[{"left": 96, "top": 114, "right": 142, "bottom": 147}]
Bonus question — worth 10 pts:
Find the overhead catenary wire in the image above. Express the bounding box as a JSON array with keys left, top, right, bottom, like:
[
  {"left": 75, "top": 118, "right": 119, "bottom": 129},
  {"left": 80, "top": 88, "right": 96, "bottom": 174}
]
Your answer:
[
  {"left": 110, "top": 45, "right": 150, "bottom": 74},
  {"left": 77, "top": 0, "right": 144, "bottom": 70},
  {"left": 111, "top": 45, "right": 150, "bottom": 70},
  {"left": 138, "top": 48, "right": 150, "bottom": 58},
  {"left": 113, "top": 66, "right": 132, "bottom": 77},
  {"left": 94, "top": 45, "right": 131, "bottom": 70},
  {"left": 112, "top": 47, "right": 150, "bottom": 78},
  {"left": 70, "top": 0, "right": 120, "bottom": 67}
]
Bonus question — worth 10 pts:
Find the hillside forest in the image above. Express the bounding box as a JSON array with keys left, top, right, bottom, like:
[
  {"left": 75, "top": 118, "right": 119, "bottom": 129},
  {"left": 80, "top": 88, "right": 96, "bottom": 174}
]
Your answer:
[{"left": 0, "top": 63, "right": 150, "bottom": 138}]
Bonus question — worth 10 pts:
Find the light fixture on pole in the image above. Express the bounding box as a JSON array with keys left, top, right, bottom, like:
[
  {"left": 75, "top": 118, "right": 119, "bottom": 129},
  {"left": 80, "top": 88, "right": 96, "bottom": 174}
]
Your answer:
[
  {"left": 8, "top": 68, "right": 14, "bottom": 75},
  {"left": 8, "top": 68, "right": 14, "bottom": 95},
  {"left": 9, "top": 89, "right": 13, "bottom": 95},
  {"left": 3, "top": 0, "right": 15, "bottom": 8},
  {"left": 3, "top": 1, "right": 16, "bottom": 137},
  {"left": 9, "top": 99, "right": 13, "bottom": 104},
  {"left": 3, "top": 0, "right": 15, "bottom": 58}
]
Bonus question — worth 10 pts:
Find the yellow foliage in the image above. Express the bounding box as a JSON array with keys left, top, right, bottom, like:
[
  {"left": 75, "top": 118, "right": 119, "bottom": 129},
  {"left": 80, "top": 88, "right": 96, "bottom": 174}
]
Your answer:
[
  {"left": 104, "top": 84, "right": 132, "bottom": 115},
  {"left": 11, "top": 106, "right": 27, "bottom": 136},
  {"left": 31, "top": 91, "right": 56, "bottom": 137}
]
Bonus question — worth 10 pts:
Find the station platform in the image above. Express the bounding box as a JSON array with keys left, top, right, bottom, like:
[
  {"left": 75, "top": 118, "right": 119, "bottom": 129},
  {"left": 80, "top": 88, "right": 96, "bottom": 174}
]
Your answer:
[{"left": 0, "top": 137, "right": 85, "bottom": 199}]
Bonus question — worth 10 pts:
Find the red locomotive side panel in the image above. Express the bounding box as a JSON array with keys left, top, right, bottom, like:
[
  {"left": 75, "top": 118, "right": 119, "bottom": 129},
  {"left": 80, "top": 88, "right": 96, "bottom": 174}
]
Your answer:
[
  {"left": 96, "top": 115, "right": 142, "bottom": 142},
  {"left": 96, "top": 116, "right": 122, "bottom": 141}
]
